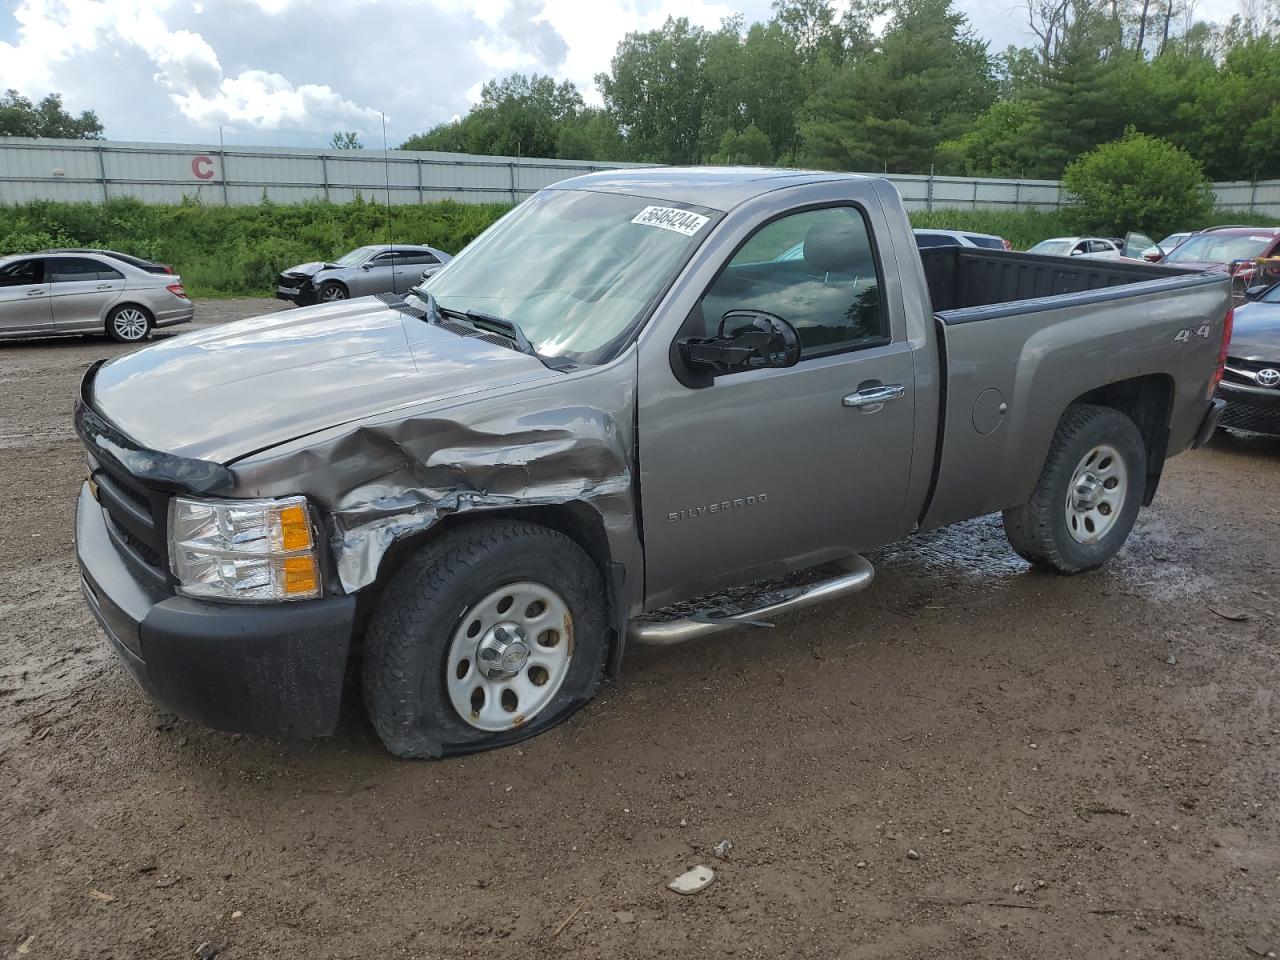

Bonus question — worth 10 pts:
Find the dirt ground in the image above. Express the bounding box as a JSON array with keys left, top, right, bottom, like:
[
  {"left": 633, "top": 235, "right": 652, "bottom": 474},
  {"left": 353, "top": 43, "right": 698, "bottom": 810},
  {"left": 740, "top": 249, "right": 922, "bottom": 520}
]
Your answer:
[{"left": 1, "top": 298, "right": 1278, "bottom": 960}]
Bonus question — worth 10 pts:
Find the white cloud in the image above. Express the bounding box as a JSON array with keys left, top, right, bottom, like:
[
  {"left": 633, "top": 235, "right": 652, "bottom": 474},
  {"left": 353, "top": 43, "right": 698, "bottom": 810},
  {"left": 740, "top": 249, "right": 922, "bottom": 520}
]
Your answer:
[{"left": 0, "top": 0, "right": 1254, "bottom": 146}]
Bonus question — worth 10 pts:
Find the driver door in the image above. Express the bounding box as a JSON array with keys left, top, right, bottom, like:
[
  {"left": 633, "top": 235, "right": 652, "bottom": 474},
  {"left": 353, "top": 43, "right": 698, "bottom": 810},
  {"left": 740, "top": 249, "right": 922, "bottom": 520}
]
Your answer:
[
  {"left": 350, "top": 250, "right": 397, "bottom": 296},
  {"left": 637, "top": 204, "right": 919, "bottom": 608}
]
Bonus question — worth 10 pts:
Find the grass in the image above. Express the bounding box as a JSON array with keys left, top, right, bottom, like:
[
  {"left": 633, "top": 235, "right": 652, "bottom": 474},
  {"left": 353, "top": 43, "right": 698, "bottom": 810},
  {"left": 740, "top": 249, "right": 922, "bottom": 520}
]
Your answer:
[{"left": 2, "top": 197, "right": 1273, "bottom": 296}]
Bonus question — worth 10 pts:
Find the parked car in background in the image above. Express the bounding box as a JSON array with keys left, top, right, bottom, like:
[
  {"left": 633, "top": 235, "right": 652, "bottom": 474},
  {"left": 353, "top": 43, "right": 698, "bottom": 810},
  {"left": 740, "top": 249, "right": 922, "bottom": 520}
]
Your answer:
[
  {"left": 1218, "top": 281, "right": 1280, "bottom": 435},
  {"left": 1026, "top": 237, "right": 1124, "bottom": 259},
  {"left": 39, "top": 248, "right": 176, "bottom": 276},
  {"left": 1160, "top": 226, "right": 1280, "bottom": 286},
  {"left": 276, "top": 244, "right": 452, "bottom": 305},
  {"left": 913, "top": 229, "right": 1011, "bottom": 251},
  {"left": 0, "top": 251, "right": 192, "bottom": 343},
  {"left": 1140, "top": 232, "right": 1194, "bottom": 262}
]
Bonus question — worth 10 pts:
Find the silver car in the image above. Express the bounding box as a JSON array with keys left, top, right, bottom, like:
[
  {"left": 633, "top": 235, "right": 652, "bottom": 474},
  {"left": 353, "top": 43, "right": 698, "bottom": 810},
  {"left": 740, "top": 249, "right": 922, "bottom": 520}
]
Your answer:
[
  {"left": 0, "top": 251, "right": 193, "bottom": 343},
  {"left": 275, "top": 244, "right": 452, "bottom": 306}
]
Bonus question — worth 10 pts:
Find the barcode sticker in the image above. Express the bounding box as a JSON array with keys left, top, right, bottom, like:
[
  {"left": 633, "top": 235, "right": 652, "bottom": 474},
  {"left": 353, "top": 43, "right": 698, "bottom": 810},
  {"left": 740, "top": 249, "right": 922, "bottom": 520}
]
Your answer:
[{"left": 630, "top": 206, "right": 710, "bottom": 237}]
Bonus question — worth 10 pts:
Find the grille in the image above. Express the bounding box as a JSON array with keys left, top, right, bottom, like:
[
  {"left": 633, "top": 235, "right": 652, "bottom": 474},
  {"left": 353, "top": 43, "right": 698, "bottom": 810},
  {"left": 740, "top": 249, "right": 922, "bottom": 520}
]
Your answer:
[
  {"left": 1221, "top": 400, "right": 1280, "bottom": 436},
  {"left": 1223, "top": 356, "right": 1280, "bottom": 388},
  {"left": 93, "top": 461, "right": 171, "bottom": 585}
]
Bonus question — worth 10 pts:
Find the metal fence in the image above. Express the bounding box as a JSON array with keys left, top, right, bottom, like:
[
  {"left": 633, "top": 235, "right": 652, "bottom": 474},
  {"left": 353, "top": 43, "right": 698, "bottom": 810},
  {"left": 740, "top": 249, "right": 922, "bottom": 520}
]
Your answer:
[{"left": 1, "top": 137, "right": 1277, "bottom": 216}]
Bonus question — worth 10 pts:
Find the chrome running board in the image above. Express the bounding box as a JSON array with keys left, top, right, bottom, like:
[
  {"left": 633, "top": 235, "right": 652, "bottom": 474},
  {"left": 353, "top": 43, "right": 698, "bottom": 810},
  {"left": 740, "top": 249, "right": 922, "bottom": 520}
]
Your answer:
[{"left": 627, "top": 555, "right": 875, "bottom": 647}]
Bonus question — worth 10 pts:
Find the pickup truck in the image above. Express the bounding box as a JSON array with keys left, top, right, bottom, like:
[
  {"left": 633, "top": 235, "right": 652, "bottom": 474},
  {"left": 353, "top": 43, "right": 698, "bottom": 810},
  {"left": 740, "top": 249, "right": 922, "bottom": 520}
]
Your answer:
[{"left": 74, "top": 168, "right": 1233, "bottom": 758}]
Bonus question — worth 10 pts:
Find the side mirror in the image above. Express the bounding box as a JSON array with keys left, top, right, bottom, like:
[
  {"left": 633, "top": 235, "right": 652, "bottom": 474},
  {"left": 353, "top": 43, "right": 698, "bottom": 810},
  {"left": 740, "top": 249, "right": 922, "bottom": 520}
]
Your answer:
[
  {"left": 1143, "top": 251, "right": 1163, "bottom": 262},
  {"left": 360, "top": 262, "right": 374, "bottom": 270},
  {"left": 1070, "top": 248, "right": 1083, "bottom": 256},
  {"left": 678, "top": 310, "right": 801, "bottom": 379}
]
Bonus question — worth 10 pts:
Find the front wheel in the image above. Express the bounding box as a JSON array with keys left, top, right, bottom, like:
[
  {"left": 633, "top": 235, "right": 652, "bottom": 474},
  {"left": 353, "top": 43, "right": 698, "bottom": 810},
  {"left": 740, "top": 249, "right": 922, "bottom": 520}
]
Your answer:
[
  {"left": 106, "top": 304, "right": 153, "bottom": 343},
  {"left": 317, "top": 281, "right": 348, "bottom": 303},
  {"left": 362, "top": 520, "right": 609, "bottom": 758},
  {"left": 1003, "top": 404, "right": 1146, "bottom": 574}
]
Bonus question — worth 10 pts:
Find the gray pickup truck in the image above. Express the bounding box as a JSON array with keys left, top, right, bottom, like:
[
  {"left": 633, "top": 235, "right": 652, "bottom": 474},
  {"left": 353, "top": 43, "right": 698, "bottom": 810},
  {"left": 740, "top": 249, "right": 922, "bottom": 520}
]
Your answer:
[{"left": 74, "top": 168, "right": 1233, "bottom": 758}]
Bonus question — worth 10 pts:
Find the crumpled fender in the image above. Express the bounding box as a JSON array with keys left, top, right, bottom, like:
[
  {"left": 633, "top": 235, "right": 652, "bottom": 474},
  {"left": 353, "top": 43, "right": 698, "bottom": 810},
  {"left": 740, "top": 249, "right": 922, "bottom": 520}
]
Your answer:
[{"left": 231, "top": 360, "right": 640, "bottom": 598}]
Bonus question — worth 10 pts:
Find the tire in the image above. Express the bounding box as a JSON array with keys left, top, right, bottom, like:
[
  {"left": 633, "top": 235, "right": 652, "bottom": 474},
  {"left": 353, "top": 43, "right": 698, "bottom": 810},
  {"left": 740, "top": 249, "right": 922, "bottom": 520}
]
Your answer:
[
  {"left": 1002, "top": 403, "right": 1146, "bottom": 574},
  {"left": 362, "top": 520, "right": 609, "bottom": 758},
  {"left": 317, "top": 281, "right": 348, "bottom": 303},
  {"left": 105, "top": 304, "right": 153, "bottom": 343}
]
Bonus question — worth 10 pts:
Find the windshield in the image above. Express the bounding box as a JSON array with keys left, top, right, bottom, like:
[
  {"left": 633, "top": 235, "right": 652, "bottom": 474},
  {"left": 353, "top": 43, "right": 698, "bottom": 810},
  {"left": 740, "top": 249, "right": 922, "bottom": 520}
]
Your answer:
[
  {"left": 334, "top": 245, "right": 381, "bottom": 267},
  {"left": 1028, "top": 240, "right": 1073, "bottom": 256},
  {"left": 416, "top": 189, "right": 716, "bottom": 365},
  {"left": 1166, "top": 232, "right": 1276, "bottom": 264}
]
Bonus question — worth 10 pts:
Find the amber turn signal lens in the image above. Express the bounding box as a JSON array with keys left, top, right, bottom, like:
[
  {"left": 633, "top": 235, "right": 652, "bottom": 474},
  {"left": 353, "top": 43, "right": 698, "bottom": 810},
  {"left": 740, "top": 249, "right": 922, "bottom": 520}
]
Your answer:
[
  {"left": 281, "top": 555, "right": 319, "bottom": 596},
  {"left": 277, "top": 503, "right": 312, "bottom": 552}
]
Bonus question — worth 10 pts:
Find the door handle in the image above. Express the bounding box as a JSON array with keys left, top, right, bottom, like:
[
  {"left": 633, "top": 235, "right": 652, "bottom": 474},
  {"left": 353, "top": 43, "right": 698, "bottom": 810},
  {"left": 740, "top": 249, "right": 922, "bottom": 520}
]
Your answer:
[
  {"left": 843, "top": 384, "right": 905, "bottom": 408},
  {"left": 96, "top": 283, "right": 113, "bottom": 290},
  {"left": 26, "top": 288, "right": 45, "bottom": 296}
]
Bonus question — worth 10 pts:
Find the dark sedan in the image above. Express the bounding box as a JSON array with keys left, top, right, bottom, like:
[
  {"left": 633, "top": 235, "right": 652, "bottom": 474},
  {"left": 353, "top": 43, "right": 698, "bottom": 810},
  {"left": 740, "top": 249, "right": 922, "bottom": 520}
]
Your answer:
[{"left": 1218, "top": 283, "right": 1280, "bottom": 435}]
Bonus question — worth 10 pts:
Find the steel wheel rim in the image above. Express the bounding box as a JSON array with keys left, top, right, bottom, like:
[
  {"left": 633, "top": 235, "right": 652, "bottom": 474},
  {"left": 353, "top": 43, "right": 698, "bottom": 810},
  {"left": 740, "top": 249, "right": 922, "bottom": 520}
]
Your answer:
[
  {"left": 445, "top": 582, "right": 574, "bottom": 732},
  {"left": 113, "top": 308, "right": 148, "bottom": 341},
  {"left": 1065, "top": 443, "right": 1127, "bottom": 544},
  {"left": 321, "top": 286, "right": 346, "bottom": 301}
]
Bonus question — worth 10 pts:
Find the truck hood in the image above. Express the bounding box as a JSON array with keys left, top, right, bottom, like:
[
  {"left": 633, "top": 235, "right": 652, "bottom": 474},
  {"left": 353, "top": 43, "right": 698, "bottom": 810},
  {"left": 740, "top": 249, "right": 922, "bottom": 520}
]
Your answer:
[
  {"left": 89, "top": 298, "right": 557, "bottom": 463},
  {"left": 1229, "top": 300, "right": 1280, "bottom": 361}
]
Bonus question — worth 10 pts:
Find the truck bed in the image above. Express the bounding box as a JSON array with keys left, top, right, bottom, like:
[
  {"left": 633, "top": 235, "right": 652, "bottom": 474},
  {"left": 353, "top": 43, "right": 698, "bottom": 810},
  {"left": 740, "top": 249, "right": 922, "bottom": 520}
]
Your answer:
[
  {"left": 918, "top": 247, "right": 1199, "bottom": 321},
  {"left": 913, "top": 247, "right": 1233, "bottom": 532}
]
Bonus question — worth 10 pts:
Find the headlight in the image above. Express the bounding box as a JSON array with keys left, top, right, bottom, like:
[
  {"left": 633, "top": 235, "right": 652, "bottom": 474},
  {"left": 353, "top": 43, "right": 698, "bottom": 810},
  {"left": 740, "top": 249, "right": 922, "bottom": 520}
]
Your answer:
[{"left": 168, "top": 495, "right": 321, "bottom": 602}]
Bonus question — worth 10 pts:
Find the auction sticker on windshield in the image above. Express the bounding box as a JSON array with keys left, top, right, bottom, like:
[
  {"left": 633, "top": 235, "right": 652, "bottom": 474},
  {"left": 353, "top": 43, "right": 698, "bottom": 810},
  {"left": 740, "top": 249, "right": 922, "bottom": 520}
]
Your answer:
[{"left": 631, "top": 206, "right": 710, "bottom": 237}]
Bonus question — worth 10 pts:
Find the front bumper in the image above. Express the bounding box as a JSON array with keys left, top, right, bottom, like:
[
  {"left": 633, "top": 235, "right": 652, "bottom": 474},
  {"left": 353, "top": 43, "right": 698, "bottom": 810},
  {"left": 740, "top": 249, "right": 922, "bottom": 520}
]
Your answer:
[
  {"left": 76, "top": 483, "right": 356, "bottom": 737},
  {"left": 1217, "top": 379, "right": 1280, "bottom": 436},
  {"left": 276, "top": 277, "right": 317, "bottom": 306}
]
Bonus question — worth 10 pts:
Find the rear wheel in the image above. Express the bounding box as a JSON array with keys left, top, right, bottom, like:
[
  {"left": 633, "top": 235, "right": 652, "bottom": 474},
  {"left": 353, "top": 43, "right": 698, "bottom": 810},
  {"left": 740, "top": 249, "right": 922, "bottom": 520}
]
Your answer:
[
  {"left": 362, "top": 520, "right": 609, "bottom": 758},
  {"left": 106, "top": 304, "right": 153, "bottom": 343},
  {"left": 1003, "top": 404, "right": 1146, "bottom": 574}
]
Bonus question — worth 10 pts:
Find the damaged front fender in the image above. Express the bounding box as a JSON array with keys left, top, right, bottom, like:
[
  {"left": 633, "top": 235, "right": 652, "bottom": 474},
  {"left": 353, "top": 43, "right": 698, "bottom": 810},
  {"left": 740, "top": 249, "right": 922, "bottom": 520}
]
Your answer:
[{"left": 231, "top": 360, "right": 641, "bottom": 602}]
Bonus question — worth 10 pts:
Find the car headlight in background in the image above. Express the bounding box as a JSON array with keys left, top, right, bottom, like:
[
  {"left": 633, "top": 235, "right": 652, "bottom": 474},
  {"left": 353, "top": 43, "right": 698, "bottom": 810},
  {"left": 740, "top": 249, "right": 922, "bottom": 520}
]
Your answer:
[{"left": 168, "top": 496, "right": 321, "bottom": 602}]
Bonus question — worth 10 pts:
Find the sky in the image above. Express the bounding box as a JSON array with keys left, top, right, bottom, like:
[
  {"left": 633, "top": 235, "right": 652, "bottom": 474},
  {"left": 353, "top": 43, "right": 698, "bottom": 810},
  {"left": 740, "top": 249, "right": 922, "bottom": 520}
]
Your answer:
[{"left": 0, "top": 0, "right": 1245, "bottom": 148}]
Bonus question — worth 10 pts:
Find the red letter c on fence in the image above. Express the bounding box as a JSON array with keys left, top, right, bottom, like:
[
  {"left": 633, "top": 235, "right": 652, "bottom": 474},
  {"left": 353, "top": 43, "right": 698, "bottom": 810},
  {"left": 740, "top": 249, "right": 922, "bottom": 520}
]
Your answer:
[{"left": 191, "top": 155, "right": 215, "bottom": 180}]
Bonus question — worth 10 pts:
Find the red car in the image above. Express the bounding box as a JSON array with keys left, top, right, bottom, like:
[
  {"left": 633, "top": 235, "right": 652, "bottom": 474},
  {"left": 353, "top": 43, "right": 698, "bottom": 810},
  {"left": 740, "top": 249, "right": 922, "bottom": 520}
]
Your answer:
[{"left": 1161, "top": 225, "right": 1280, "bottom": 286}]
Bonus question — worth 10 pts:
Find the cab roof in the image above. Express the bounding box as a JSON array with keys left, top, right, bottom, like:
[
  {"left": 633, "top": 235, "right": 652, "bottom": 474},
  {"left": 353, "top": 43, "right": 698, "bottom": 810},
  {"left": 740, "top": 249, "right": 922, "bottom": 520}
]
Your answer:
[{"left": 549, "top": 166, "right": 872, "bottom": 212}]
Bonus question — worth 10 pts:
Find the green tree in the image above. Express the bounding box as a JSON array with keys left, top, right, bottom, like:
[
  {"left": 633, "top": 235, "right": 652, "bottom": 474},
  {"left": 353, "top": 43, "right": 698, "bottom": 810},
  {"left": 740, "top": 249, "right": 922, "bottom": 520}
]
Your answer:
[
  {"left": 0, "top": 89, "right": 103, "bottom": 139},
  {"left": 330, "top": 131, "right": 363, "bottom": 149},
  {"left": 936, "top": 99, "right": 1046, "bottom": 176},
  {"left": 1060, "top": 128, "right": 1213, "bottom": 235},
  {"left": 798, "top": 0, "right": 994, "bottom": 172},
  {"left": 711, "top": 123, "right": 775, "bottom": 165},
  {"left": 1019, "top": 1, "right": 1130, "bottom": 175},
  {"left": 400, "top": 74, "right": 583, "bottom": 159},
  {"left": 598, "top": 17, "right": 710, "bottom": 163}
]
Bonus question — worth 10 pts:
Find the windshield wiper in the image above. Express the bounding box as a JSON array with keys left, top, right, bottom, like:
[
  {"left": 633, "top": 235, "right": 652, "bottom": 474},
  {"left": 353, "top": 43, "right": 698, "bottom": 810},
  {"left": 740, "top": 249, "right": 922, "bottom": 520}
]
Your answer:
[{"left": 434, "top": 304, "right": 572, "bottom": 371}]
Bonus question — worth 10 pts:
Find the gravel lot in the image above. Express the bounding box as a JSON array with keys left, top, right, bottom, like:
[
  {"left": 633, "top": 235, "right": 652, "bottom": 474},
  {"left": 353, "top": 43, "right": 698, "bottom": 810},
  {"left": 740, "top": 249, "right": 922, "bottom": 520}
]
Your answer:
[{"left": 1, "top": 298, "right": 1278, "bottom": 960}]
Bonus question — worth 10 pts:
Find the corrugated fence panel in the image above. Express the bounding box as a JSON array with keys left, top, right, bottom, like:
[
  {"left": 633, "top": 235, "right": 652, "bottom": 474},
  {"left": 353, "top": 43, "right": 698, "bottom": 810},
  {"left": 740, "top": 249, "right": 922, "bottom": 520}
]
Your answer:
[{"left": 0, "top": 138, "right": 1274, "bottom": 215}]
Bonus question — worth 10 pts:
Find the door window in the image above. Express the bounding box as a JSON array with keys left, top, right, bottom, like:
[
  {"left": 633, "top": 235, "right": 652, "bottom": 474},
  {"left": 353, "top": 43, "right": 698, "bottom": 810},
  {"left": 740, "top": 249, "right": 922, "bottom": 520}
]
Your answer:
[
  {"left": 48, "top": 257, "right": 118, "bottom": 282},
  {"left": 0, "top": 259, "right": 44, "bottom": 286},
  {"left": 696, "top": 206, "right": 887, "bottom": 360}
]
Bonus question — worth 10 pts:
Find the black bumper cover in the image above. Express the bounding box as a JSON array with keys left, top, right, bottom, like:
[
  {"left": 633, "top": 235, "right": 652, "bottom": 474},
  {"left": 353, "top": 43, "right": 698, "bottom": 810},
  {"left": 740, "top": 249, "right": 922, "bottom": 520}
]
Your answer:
[
  {"left": 76, "top": 484, "right": 355, "bottom": 737},
  {"left": 1217, "top": 380, "right": 1280, "bottom": 436}
]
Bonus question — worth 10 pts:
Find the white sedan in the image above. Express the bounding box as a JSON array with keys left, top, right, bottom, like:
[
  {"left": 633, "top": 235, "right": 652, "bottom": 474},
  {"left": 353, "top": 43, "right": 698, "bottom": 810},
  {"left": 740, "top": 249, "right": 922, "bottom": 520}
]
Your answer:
[{"left": 1027, "top": 237, "right": 1125, "bottom": 260}]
